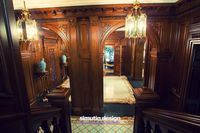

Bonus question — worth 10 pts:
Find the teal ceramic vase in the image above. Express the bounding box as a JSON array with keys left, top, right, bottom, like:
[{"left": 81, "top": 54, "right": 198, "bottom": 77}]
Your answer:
[
  {"left": 38, "top": 58, "right": 46, "bottom": 72},
  {"left": 61, "top": 54, "right": 67, "bottom": 64}
]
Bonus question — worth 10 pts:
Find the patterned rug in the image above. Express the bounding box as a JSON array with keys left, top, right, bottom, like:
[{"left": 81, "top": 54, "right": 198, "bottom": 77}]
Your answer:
[
  {"left": 71, "top": 116, "right": 134, "bottom": 133},
  {"left": 104, "top": 76, "right": 135, "bottom": 104}
]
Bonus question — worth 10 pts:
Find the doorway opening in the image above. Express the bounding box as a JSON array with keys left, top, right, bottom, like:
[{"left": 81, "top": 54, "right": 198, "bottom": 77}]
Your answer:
[
  {"left": 103, "top": 45, "right": 115, "bottom": 76},
  {"left": 102, "top": 27, "right": 134, "bottom": 117}
]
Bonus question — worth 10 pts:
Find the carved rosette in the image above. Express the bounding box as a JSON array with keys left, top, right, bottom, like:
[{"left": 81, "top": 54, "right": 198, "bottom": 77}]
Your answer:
[
  {"left": 69, "top": 17, "right": 77, "bottom": 27},
  {"left": 90, "top": 16, "right": 99, "bottom": 26}
]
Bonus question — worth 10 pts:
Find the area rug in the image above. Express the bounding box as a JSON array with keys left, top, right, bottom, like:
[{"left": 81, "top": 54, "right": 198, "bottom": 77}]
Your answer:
[
  {"left": 71, "top": 116, "right": 134, "bottom": 133},
  {"left": 104, "top": 76, "right": 135, "bottom": 104}
]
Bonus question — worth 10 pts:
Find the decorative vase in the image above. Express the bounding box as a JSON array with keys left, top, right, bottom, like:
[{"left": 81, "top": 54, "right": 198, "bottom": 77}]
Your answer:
[
  {"left": 38, "top": 58, "right": 46, "bottom": 72},
  {"left": 61, "top": 54, "right": 67, "bottom": 64}
]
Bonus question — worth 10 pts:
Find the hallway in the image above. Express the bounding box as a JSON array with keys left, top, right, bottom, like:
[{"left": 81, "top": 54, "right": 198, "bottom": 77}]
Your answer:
[
  {"left": 104, "top": 76, "right": 135, "bottom": 104},
  {"left": 103, "top": 76, "right": 135, "bottom": 117}
]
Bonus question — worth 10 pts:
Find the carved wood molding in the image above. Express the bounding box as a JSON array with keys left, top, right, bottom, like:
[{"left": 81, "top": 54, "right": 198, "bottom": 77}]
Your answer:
[
  {"left": 14, "top": 4, "right": 175, "bottom": 20},
  {"left": 90, "top": 16, "right": 99, "bottom": 26},
  {"left": 69, "top": 17, "right": 77, "bottom": 27},
  {"left": 100, "top": 20, "right": 124, "bottom": 45},
  {"left": 40, "top": 22, "right": 70, "bottom": 43}
]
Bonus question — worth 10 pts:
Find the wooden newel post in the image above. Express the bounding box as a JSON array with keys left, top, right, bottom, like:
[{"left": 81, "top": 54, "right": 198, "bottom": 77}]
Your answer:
[
  {"left": 47, "top": 87, "right": 71, "bottom": 133},
  {"left": 133, "top": 87, "right": 160, "bottom": 133}
]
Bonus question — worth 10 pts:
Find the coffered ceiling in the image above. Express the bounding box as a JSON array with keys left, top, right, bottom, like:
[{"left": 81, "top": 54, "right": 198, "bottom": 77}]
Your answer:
[{"left": 13, "top": 0, "right": 179, "bottom": 10}]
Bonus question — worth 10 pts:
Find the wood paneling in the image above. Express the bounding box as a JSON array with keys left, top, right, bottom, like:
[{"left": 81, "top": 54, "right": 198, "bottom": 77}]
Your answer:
[
  {"left": 20, "top": 28, "right": 68, "bottom": 105},
  {"left": 0, "top": 0, "right": 31, "bottom": 132},
  {"left": 114, "top": 44, "right": 121, "bottom": 75},
  {"left": 131, "top": 39, "right": 145, "bottom": 80},
  {"left": 69, "top": 17, "right": 103, "bottom": 115},
  {"left": 13, "top": 0, "right": 200, "bottom": 115},
  {"left": 121, "top": 39, "right": 132, "bottom": 76},
  {"left": 21, "top": 52, "right": 35, "bottom": 103}
]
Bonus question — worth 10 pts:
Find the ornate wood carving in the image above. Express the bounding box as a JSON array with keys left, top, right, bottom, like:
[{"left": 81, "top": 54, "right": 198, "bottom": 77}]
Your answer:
[
  {"left": 12, "top": 0, "right": 200, "bottom": 116},
  {"left": 40, "top": 22, "right": 70, "bottom": 43},
  {"left": 69, "top": 17, "right": 77, "bottom": 27},
  {"left": 90, "top": 16, "right": 99, "bottom": 26},
  {"left": 14, "top": 4, "right": 176, "bottom": 20}
]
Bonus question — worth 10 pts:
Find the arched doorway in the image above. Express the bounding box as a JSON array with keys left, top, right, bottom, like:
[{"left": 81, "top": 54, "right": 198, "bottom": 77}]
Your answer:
[
  {"left": 100, "top": 20, "right": 160, "bottom": 116},
  {"left": 100, "top": 21, "right": 160, "bottom": 88}
]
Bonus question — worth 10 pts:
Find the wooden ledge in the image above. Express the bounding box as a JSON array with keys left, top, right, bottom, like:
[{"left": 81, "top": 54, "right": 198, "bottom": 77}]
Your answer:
[
  {"left": 132, "top": 87, "right": 160, "bottom": 102},
  {"left": 46, "top": 87, "right": 70, "bottom": 99}
]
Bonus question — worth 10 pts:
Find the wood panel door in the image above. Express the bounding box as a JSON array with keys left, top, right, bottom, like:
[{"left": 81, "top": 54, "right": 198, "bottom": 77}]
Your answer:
[{"left": 114, "top": 45, "right": 121, "bottom": 75}]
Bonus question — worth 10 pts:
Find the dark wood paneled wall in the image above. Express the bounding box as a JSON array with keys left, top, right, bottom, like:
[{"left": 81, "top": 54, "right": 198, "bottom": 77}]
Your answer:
[
  {"left": 121, "top": 38, "right": 132, "bottom": 76},
  {"left": 131, "top": 38, "right": 145, "bottom": 80},
  {"left": 20, "top": 29, "right": 68, "bottom": 104},
  {"left": 13, "top": 0, "right": 200, "bottom": 115},
  {"left": 166, "top": 1, "right": 200, "bottom": 113},
  {"left": 24, "top": 5, "right": 178, "bottom": 115},
  {"left": 0, "top": 0, "right": 31, "bottom": 132}
]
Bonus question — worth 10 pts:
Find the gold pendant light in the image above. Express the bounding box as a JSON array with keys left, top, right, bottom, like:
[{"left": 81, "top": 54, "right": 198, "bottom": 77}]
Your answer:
[
  {"left": 125, "top": 0, "right": 147, "bottom": 38},
  {"left": 17, "top": 0, "right": 38, "bottom": 42}
]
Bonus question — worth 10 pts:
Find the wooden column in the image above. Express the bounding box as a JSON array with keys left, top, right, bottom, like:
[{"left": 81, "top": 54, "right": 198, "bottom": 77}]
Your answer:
[
  {"left": 147, "top": 50, "right": 158, "bottom": 90},
  {"left": 147, "top": 50, "right": 171, "bottom": 105},
  {"left": 69, "top": 17, "right": 102, "bottom": 115},
  {"left": 90, "top": 16, "right": 103, "bottom": 115},
  {"left": 68, "top": 17, "right": 82, "bottom": 115}
]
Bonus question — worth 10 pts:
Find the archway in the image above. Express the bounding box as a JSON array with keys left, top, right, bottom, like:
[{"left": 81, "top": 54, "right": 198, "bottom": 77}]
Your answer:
[
  {"left": 100, "top": 22, "right": 160, "bottom": 52},
  {"left": 100, "top": 20, "right": 160, "bottom": 114}
]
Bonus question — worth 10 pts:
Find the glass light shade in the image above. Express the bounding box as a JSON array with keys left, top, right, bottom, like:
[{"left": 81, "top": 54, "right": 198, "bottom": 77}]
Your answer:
[
  {"left": 137, "top": 13, "right": 147, "bottom": 38},
  {"left": 125, "top": 13, "right": 147, "bottom": 38},
  {"left": 17, "top": 19, "right": 24, "bottom": 41},
  {"left": 17, "top": 18, "right": 38, "bottom": 41},
  {"left": 16, "top": 1, "right": 38, "bottom": 42},
  {"left": 25, "top": 20, "right": 38, "bottom": 41}
]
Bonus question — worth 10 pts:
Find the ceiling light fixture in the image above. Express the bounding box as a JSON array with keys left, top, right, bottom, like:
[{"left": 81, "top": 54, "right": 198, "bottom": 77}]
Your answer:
[
  {"left": 17, "top": 0, "right": 38, "bottom": 42},
  {"left": 125, "top": 0, "right": 147, "bottom": 38}
]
